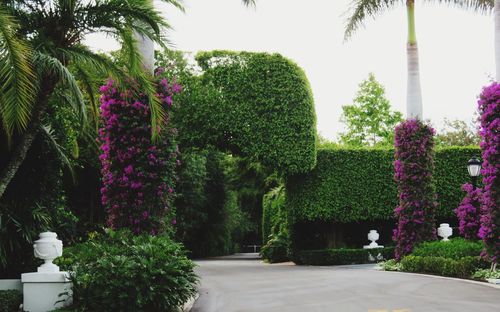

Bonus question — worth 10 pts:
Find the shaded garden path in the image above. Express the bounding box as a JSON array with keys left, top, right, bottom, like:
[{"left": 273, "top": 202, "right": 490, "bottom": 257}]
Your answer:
[{"left": 191, "top": 256, "right": 500, "bottom": 312}]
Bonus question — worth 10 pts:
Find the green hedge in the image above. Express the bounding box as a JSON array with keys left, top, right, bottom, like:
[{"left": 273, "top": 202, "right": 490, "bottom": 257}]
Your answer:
[
  {"left": 400, "top": 255, "right": 487, "bottom": 278},
  {"left": 412, "top": 238, "right": 483, "bottom": 260},
  {"left": 0, "top": 290, "right": 22, "bottom": 312},
  {"left": 295, "top": 247, "right": 394, "bottom": 266},
  {"left": 174, "top": 51, "right": 317, "bottom": 174},
  {"left": 286, "top": 146, "right": 480, "bottom": 223}
]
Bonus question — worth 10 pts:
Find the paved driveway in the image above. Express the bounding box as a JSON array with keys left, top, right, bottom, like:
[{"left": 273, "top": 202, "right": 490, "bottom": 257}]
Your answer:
[{"left": 191, "top": 255, "right": 500, "bottom": 312}]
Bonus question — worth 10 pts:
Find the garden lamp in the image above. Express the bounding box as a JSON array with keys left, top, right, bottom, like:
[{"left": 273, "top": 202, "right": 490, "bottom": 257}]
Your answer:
[{"left": 467, "top": 156, "right": 481, "bottom": 188}]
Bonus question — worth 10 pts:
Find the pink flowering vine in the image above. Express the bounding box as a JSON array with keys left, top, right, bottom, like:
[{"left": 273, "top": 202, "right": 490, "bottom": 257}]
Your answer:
[
  {"left": 454, "top": 183, "right": 482, "bottom": 240},
  {"left": 393, "top": 119, "right": 437, "bottom": 261},
  {"left": 477, "top": 83, "right": 500, "bottom": 264},
  {"left": 98, "top": 69, "right": 182, "bottom": 234}
]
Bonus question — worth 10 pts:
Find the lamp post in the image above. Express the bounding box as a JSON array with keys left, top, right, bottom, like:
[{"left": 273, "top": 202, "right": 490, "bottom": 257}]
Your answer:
[{"left": 467, "top": 156, "right": 481, "bottom": 189}]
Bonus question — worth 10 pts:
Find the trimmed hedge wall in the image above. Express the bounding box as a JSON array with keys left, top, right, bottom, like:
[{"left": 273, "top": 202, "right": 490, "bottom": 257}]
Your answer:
[
  {"left": 174, "top": 51, "right": 317, "bottom": 174},
  {"left": 295, "top": 247, "right": 395, "bottom": 266},
  {"left": 286, "top": 146, "right": 480, "bottom": 223}
]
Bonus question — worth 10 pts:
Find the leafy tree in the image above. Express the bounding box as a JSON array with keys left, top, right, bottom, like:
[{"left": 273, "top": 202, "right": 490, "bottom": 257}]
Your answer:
[
  {"left": 339, "top": 73, "right": 403, "bottom": 147},
  {"left": 435, "top": 118, "right": 480, "bottom": 146},
  {"left": 344, "top": 0, "right": 493, "bottom": 120},
  {"left": 0, "top": 0, "right": 184, "bottom": 199}
]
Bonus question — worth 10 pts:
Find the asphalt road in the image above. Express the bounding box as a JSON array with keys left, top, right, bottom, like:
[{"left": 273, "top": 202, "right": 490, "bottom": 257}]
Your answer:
[{"left": 191, "top": 255, "right": 500, "bottom": 312}]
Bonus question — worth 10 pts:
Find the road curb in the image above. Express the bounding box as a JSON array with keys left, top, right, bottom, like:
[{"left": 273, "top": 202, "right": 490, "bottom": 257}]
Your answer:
[{"left": 374, "top": 268, "right": 500, "bottom": 290}]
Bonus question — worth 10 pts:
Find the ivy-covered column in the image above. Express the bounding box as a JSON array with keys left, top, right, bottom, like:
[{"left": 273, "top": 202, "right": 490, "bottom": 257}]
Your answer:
[
  {"left": 98, "top": 72, "right": 181, "bottom": 234},
  {"left": 393, "top": 119, "right": 437, "bottom": 260},
  {"left": 478, "top": 83, "right": 500, "bottom": 267}
]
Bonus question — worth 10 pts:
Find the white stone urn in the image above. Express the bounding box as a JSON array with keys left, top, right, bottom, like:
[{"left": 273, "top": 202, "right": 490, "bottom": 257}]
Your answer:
[
  {"left": 364, "top": 230, "right": 383, "bottom": 249},
  {"left": 437, "top": 223, "right": 453, "bottom": 241},
  {"left": 33, "top": 232, "right": 63, "bottom": 273}
]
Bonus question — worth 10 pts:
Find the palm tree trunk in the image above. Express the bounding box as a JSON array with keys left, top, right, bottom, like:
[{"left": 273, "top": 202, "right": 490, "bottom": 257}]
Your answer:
[
  {"left": 495, "top": 0, "right": 500, "bottom": 81},
  {"left": 0, "top": 76, "right": 57, "bottom": 199},
  {"left": 134, "top": 0, "right": 155, "bottom": 73},
  {"left": 406, "top": 0, "right": 423, "bottom": 120}
]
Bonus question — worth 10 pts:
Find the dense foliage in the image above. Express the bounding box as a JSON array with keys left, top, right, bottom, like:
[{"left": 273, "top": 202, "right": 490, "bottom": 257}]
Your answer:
[
  {"left": 0, "top": 290, "right": 22, "bottom": 312},
  {"left": 55, "top": 230, "right": 198, "bottom": 311},
  {"left": 175, "top": 149, "right": 253, "bottom": 257},
  {"left": 411, "top": 238, "right": 484, "bottom": 260},
  {"left": 477, "top": 83, "right": 500, "bottom": 264},
  {"left": 455, "top": 184, "right": 482, "bottom": 240},
  {"left": 173, "top": 51, "right": 317, "bottom": 174},
  {"left": 399, "top": 255, "right": 485, "bottom": 278},
  {"left": 98, "top": 74, "right": 180, "bottom": 234},
  {"left": 260, "top": 185, "right": 290, "bottom": 262},
  {"left": 393, "top": 119, "right": 437, "bottom": 260},
  {"left": 286, "top": 146, "right": 479, "bottom": 223},
  {"left": 294, "top": 247, "right": 394, "bottom": 266},
  {"left": 339, "top": 73, "right": 403, "bottom": 147}
]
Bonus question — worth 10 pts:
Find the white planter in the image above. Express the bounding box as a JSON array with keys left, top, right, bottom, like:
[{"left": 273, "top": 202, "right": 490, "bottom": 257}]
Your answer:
[
  {"left": 0, "top": 279, "right": 22, "bottom": 292},
  {"left": 363, "top": 230, "right": 384, "bottom": 249},
  {"left": 33, "top": 232, "right": 63, "bottom": 273},
  {"left": 437, "top": 223, "right": 453, "bottom": 241}
]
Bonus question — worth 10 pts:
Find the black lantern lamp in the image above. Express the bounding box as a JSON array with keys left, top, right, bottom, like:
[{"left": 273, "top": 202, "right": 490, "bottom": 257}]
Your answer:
[{"left": 467, "top": 156, "right": 481, "bottom": 188}]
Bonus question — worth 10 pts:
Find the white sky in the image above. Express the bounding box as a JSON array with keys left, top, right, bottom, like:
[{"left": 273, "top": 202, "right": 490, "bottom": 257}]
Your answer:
[{"left": 88, "top": 0, "right": 495, "bottom": 140}]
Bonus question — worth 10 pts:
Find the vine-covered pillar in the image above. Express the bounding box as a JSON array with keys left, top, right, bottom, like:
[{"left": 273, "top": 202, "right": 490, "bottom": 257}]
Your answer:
[
  {"left": 393, "top": 119, "right": 437, "bottom": 260},
  {"left": 478, "top": 83, "right": 500, "bottom": 267},
  {"left": 98, "top": 74, "right": 181, "bottom": 234}
]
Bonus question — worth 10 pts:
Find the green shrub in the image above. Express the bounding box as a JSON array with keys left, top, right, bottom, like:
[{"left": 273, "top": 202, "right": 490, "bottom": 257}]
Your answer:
[
  {"left": 0, "top": 290, "right": 22, "bottom": 312},
  {"left": 473, "top": 269, "right": 500, "bottom": 279},
  {"left": 262, "top": 185, "right": 287, "bottom": 243},
  {"left": 286, "top": 146, "right": 480, "bottom": 223},
  {"left": 412, "top": 238, "right": 483, "bottom": 260},
  {"left": 56, "top": 230, "right": 198, "bottom": 311},
  {"left": 261, "top": 232, "right": 290, "bottom": 263},
  {"left": 400, "top": 255, "right": 486, "bottom": 278},
  {"left": 174, "top": 51, "right": 317, "bottom": 174},
  {"left": 379, "top": 259, "right": 402, "bottom": 271},
  {"left": 294, "top": 247, "right": 394, "bottom": 266}
]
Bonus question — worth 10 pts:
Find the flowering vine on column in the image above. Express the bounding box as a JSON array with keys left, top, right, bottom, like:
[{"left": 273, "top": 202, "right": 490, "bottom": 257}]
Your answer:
[
  {"left": 98, "top": 69, "right": 182, "bottom": 234},
  {"left": 393, "top": 119, "right": 437, "bottom": 261}
]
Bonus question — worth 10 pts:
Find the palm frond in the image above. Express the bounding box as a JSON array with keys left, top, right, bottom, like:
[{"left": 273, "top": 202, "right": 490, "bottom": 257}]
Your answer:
[
  {"left": 40, "top": 123, "right": 76, "bottom": 181},
  {"left": 119, "top": 26, "right": 166, "bottom": 140},
  {"left": 242, "top": 0, "right": 257, "bottom": 7},
  {"left": 33, "top": 51, "right": 86, "bottom": 123},
  {"left": 424, "top": 0, "right": 493, "bottom": 13},
  {"left": 344, "top": 0, "right": 399, "bottom": 41},
  {"left": 0, "top": 6, "right": 36, "bottom": 138}
]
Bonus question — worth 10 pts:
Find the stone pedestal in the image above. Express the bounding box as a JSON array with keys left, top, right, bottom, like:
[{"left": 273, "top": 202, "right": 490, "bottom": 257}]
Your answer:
[{"left": 21, "top": 272, "right": 72, "bottom": 312}]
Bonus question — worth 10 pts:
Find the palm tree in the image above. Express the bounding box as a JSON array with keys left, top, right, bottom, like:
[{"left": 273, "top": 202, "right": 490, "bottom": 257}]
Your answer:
[
  {"left": 496, "top": 0, "right": 500, "bottom": 80},
  {"left": 0, "top": 0, "right": 184, "bottom": 199},
  {"left": 344, "top": 0, "right": 493, "bottom": 120}
]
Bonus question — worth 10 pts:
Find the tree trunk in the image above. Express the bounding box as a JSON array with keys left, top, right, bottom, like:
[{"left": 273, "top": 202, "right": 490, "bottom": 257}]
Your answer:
[
  {"left": 406, "top": 1, "right": 423, "bottom": 120},
  {"left": 134, "top": 0, "right": 154, "bottom": 73},
  {"left": 0, "top": 77, "right": 57, "bottom": 199},
  {"left": 495, "top": 0, "right": 500, "bottom": 81}
]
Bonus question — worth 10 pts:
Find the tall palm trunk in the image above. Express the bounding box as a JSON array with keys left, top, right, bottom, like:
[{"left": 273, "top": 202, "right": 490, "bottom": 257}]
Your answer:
[
  {"left": 0, "top": 75, "right": 57, "bottom": 199},
  {"left": 406, "top": 0, "right": 423, "bottom": 120},
  {"left": 135, "top": 0, "right": 154, "bottom": 73},
  {"left": 495, "top": 0, "right": 500, "bottom": 80}
]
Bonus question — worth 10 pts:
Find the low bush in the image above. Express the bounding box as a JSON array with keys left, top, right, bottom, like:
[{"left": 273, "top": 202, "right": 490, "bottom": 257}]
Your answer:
[
  {"left": 379, "top": 259, "right": 402, "bottom": 271},
  {"left": 472, "top": 269, "right": 500, "bottom": 280},
  {"left": 294, "top": 247, "right": 394, "bottom": 266},
  {"left": 412, "top": 238, "right": 483, "bottom": 260},
  {"left": 261, "top": 232, "right": 290, "bottom": 263},
  {"left": 400, "top": 255, "right": 487, "bottom": 278},
  {"left": 0, "top": 290, "right": 22, "bottom": 312},
  {"left": 55, "top": 230, "right": 198, "bottom": 311}
]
